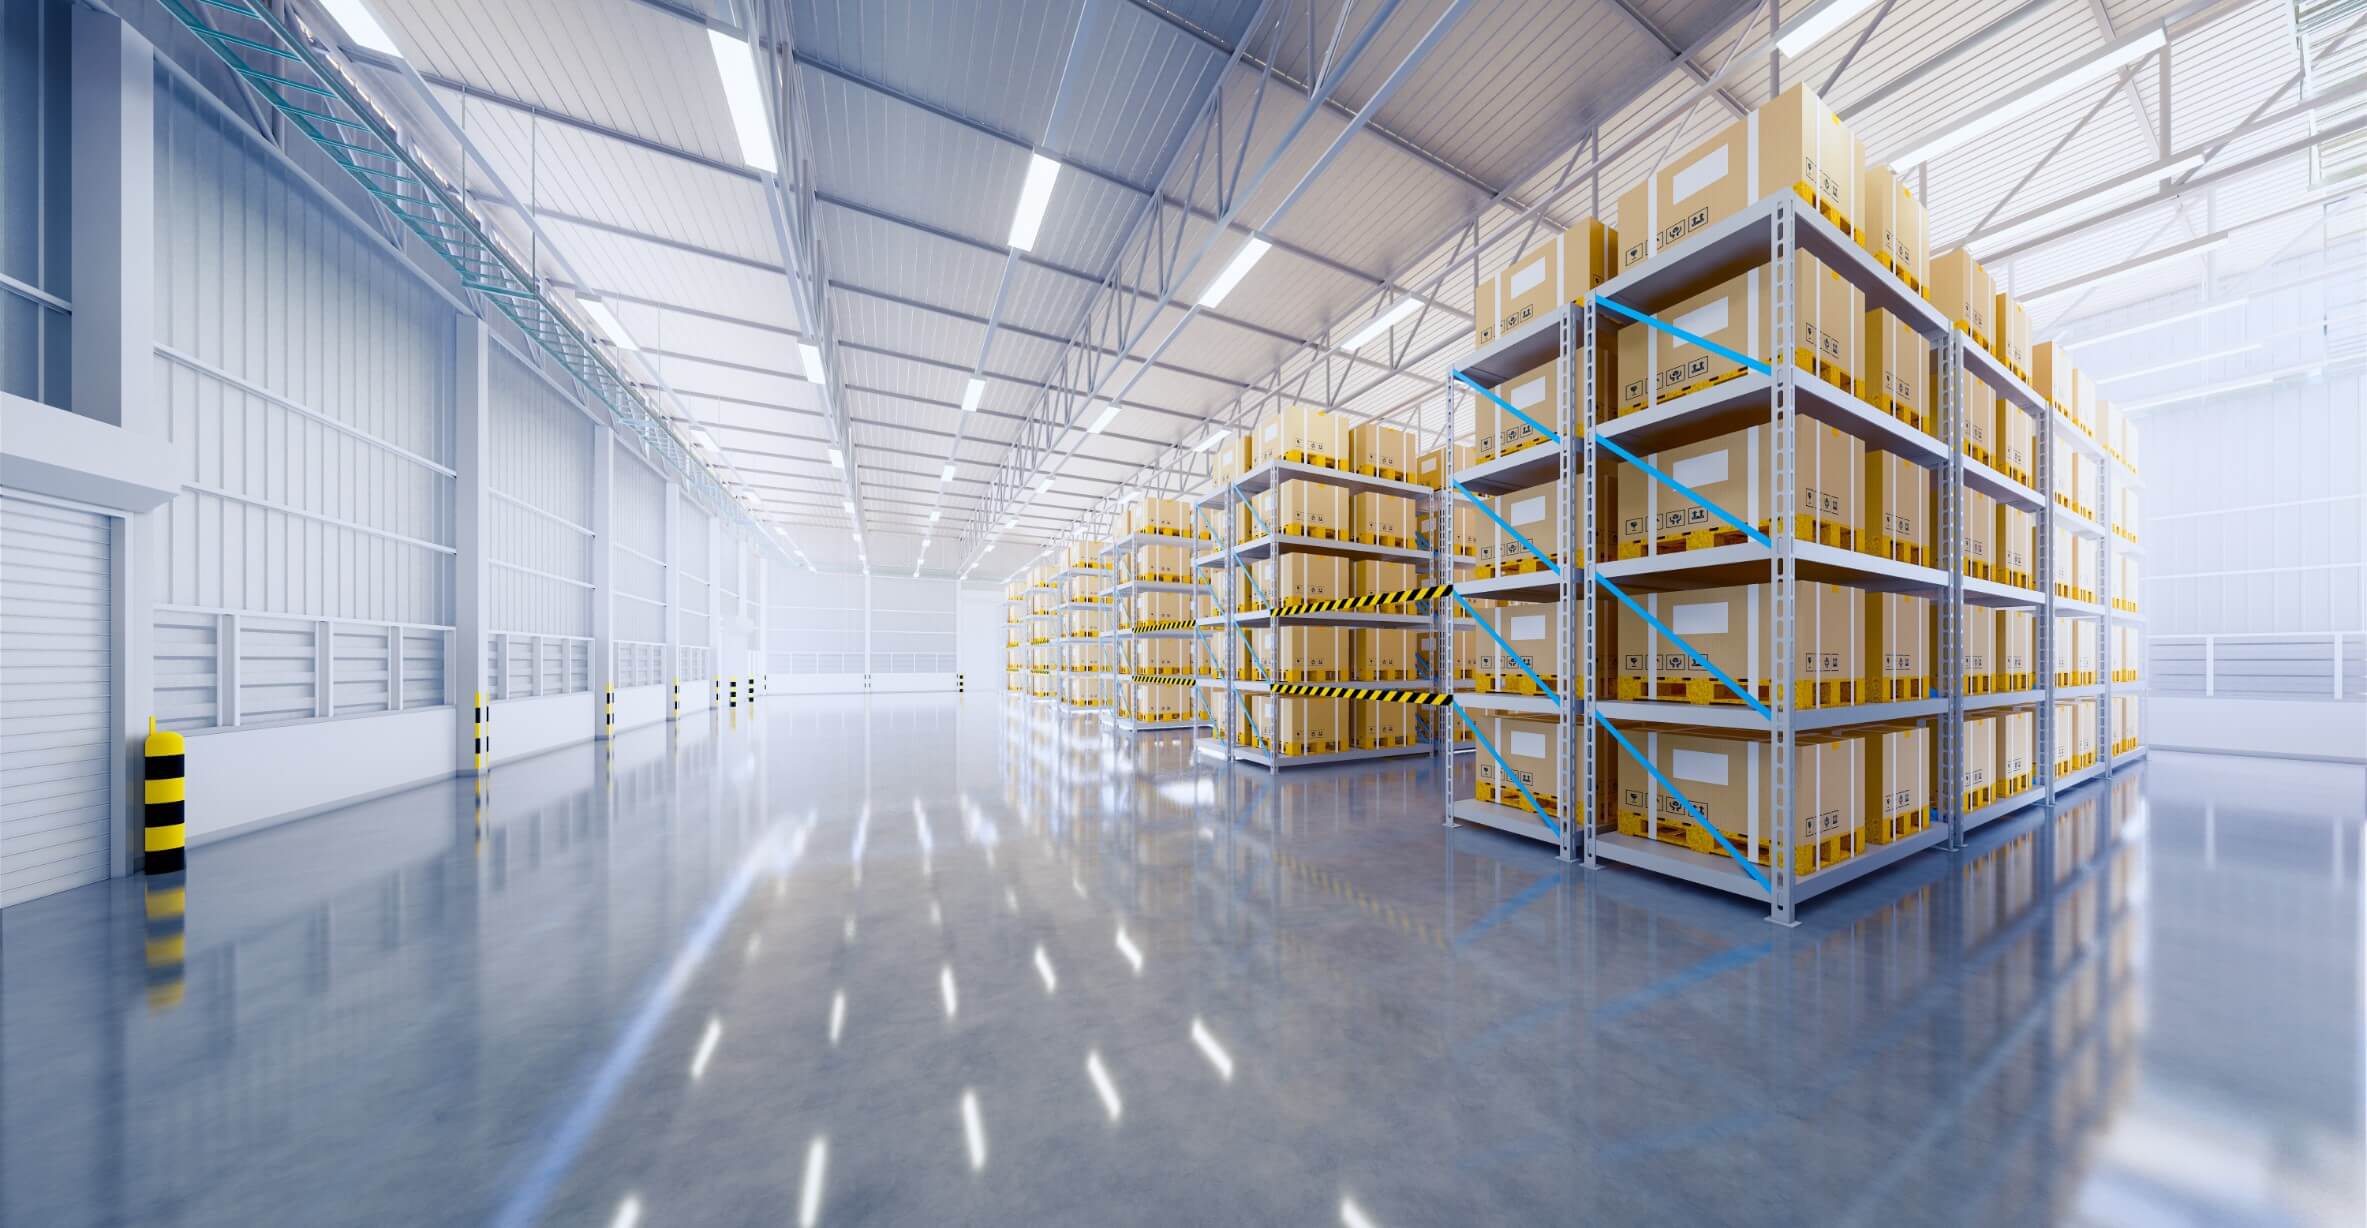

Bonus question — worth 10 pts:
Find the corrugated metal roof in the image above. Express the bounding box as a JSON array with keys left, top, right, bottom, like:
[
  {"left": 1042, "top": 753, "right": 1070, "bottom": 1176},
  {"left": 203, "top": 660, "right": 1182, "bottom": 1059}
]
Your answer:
[{"left": 792, "top": 0, "right": 1080, "bottom": 143}]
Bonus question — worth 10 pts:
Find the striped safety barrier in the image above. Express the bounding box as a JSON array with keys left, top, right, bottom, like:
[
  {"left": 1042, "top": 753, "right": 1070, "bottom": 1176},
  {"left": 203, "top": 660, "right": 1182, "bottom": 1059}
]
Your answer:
[
  {"left": 1132, "top": 618, "right": 1199, "bottom": 632},
  {"left": 143, "top": 721, "right": 186, "bottom": 875},
  {"left": 472, "top": 691, "right": 489, "bottom": 772},
  {"left": 1268, "top": 682, "right": 1454, "bottom": 706},
  {"left": 1268, "top": 583, "right": 1454, "bottom": 616},
  {"left": 671, "top": 679, "right": 681, "bottom": 720},
  {"left": 1129, "top": 673, "right": 1199, "bottom": 686},
  {"left": 602, "top": 685, "right": 615, "bottom": 738}
]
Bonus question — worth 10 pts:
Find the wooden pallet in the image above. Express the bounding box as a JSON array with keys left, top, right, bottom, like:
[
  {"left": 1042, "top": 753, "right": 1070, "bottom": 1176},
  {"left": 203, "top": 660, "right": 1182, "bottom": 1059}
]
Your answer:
[{"left": 1865, "top": 806, "right": 1932, "bottom": 846}]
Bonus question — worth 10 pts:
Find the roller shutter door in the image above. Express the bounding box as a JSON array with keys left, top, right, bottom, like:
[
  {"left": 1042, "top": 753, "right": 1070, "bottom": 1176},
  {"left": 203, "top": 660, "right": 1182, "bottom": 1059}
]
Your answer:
[{"left": 1, "top": 495, "right": 115, "bottom": 906}]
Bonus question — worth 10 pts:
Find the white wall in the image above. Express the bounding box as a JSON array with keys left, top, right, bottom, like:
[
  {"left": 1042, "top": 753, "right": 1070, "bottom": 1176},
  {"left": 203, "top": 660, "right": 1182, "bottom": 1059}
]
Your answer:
[{"left": 956, "top": 582, "right": 1008, "bottom": 691}]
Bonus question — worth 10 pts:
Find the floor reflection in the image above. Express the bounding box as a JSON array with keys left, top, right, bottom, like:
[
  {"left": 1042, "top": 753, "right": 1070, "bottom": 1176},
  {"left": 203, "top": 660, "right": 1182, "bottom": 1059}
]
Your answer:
[{"left": 0, "top": 695, "right": 2358, "bottom": 1226}]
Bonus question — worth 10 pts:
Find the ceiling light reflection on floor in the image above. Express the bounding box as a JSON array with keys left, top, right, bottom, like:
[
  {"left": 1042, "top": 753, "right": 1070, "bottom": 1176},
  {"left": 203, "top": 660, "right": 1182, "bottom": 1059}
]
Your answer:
[
  {"left": 829, "top": 991, "right": 846, "bottom": 1047},
  {"left": 1115, "top": 926, "right": 1144, "bottom": 975},
  {"left": 1034, "top": 945, "right": 1057, "bottom": 994},
  {"left": 941, "top": 965, "right": 959, "bottom": 1020},
  {"left": 797, "top": 1137, "right": 829, "bottom": 1228},
  {"left": 960, "top": 1089, "right": 987, "bottom": 1171},
  {"left": 608, "top": 1193, "right": 643, "bottom": 1228},
  {"left": 1340, "top": 1195, "right": 1379, "bottom": 1228},
  {"left": 1086, "top": 1051, "right": 1122, "bottom": 1122},
  {"left": 689, "top": 1017, "right": 723, "bottom": 1081},
  {"left": 1190, "top": 1017, "right": 1233, "bottom": 1082}
]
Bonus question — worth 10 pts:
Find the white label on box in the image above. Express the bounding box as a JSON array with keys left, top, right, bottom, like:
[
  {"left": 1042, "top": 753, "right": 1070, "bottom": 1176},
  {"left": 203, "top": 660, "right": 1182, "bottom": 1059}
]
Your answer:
[
  {"left": 1672, "top": 747, "right": 1730, "bottom": 786},
  {"left": 1670, "top": 450, "right": 1728, "bottom": 489},
  {"left": 1510, "top": 614, "right": 1545, "bottom": 640},
  {"left": 1671, "top": 601, "right": 1729, "bottom": 636},
  {"left": 1508, "top": 258, "right": 1546, "bottom": 297},
  {"left": 1671, "top": 145, "right": 1730, "bottom": 202},
  {"left": 1511, "top": 730, "right": 1547, "bottom": 758},
  {"left": 1670, "top": 299, "right": 1729, "bottom": 348},
  {"left": 1509, "top": 376, "right": 1546, "bottom": 409},
  {"left": 1509, "top": 495, "right": 1546, "bottom": 524}
]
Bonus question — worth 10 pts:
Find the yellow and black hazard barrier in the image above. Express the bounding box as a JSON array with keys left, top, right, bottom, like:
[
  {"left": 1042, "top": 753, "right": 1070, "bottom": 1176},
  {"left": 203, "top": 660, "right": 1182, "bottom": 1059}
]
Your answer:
[
  {"left": 749, "top": 675, "right": 759, "bottom": 706},
  {"left": 143, "top": 719, "right": 186, "bottom": 874},
  {"left": 1130, "top": 673, "right": 1198, "bottom": 686},
  {"left": 1268, "top": 682, "right": 1454, "bottom": 706},
  {"left": 143, "top": 873, "right": 186, "bottom": 1010},
  {"left": 1269, "top": 583, "right": 1455, "bottom": 616},
  {"left": 473, "top": 691, "right": 489, "bottom": 771},
  {"left": 602, "top": 684, "right": 616, "bottom": 738},
  {"left": 730, "top": 677, "right": 739, "bottom": 709},
  {"left": 1133, "top": 617, "right": 1199, "bottom": 632}
]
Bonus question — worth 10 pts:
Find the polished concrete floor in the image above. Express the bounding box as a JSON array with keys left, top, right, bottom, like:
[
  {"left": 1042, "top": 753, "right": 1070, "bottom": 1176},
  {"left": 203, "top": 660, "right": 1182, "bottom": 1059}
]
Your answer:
[{"left": 3, "top": 695, "right": 2362, "bottom": 1226}]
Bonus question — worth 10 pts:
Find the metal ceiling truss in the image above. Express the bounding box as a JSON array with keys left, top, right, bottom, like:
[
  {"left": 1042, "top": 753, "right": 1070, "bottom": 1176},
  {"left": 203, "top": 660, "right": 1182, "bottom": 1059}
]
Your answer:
[{"left": 155, "top": 0, "right": 773, "bottom": 543}]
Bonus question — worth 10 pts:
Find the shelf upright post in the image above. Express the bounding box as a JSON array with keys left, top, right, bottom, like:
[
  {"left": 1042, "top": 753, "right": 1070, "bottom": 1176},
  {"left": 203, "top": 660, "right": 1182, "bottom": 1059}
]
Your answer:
[
  {"left": 2096, "top": 462, "right": 2112, "bottom": 769},
  {"left": 1556, "top": 302, "right": 1579, "bottom": 863},
  {"left": 1437, "top": 387, "right": 1457, "bottom": 826},
  {"left": 1768, "top": 202, "right": 1799, "bottom": 928},
  {"left": 2039, "top": 379, "right": 2058, "bottom": 802},
  {"left": 1939, "top": 328, "right": 1966, "bottom": 850},
  {"left": 1579, "top": 297, "right": 1600, "bottom": 869}
]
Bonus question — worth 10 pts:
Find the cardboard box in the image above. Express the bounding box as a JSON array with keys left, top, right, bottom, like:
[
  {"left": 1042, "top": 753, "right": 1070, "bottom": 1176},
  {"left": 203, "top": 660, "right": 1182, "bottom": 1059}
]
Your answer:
[
  {"left": 1615, "top": 583, "right": 1860, "bottom": 704},
  {"left": 1350, "top": 422, "right": 1415, "bottom": 479},
  {"left": 1259, "top": 479, "right": 1347, "bottom": 538},
  {"left": 1130, "top": 590, "right": 1190, "bottom": 627},
  {"left": 1212, "top": 429, "right": 1258, "bottom": 486},
  {"left": 1930, "top": 249, "right": 1994, "bottom": 347},
  {"left": 1860, "top": 164, "right": 1928, "bottom": 288},
  {"left": 1487, "top": 716, "right": 1564, "bottom": 812},
  {"left": 1992, "top": 292, "right": 2031, "bottom": 374},
  {"left": 2053, "top": 701, "right": 2077, "bottom": 772},
  {"left": 1480, "top": 359, "right": 1563, "bottom": 459},
  {"left": 1997, "top": 503, "right": 2035, "bottom": 584},
  {"left": 1613, "top": 424, "right": 1837, "bottom": 554},
  {"left": 1953, "top": 604, "right": 1995, "bottom": 686},
  {"left": 1274, "top": 626, "right": 1343, "bottom": 680},
  {"left": 1864, "top": 309, "right": 1929, "bottom": 424},
  {"left": 1414, "top": 442, "right": 1475, "bottom": 490},
  {"left": 1864, "top": 723, "right": 1931, "bottom": 843},
  {"left": 1485, "top": 604, "right": 1564, "bottom": 689},
  {"left": 1998, "top": 709, "right": 2035, "bottom": 789},
  {"left": 1961, "top": 716, "right": 1996, "bottom": 802},
  {"left": 1353, "top": 491, "right": 1415, "bottom": 544},
  {"left": 1947, "top": 367, "right": 1992, "bottom": 463},
  {"left": 1962, "top": 487, "right": 1996, "bottom": 578},
  {"left": 1496, "top": 218, "right": 1614, "bottom": 337},
  {"left": 1614, "top": 729, "right": 1864, "bottom": 871},
  {"left": 2074, "top": 698, "right": 2099, "bottom": 764},
  {"left": 1257, "top": 405, "right": 1349, "bottom": 467},
  {"left": 1353, "top": 629, "right": 1414, "bottom": 680},
  {"left": 1998, "top": 398, "right": 2035, "bottom": 483},
  {"left": 1817, "top": 421, "right": 1864, "bottom": 548},
  {"left": 1865, "top": 593, "right": 1931, "bottom": 698},
  {"left": 1485, "top": 480, "right": 1565, "bottom": 573},
  {"left": 1613, "top": 251, "right": 1863, "bottom": 413},
  {"left": 2030, "top": 340, "right": 2075, "bottom": 412},
  {"left": 1253, "top": 551, "right": 1348, "bottom": 607},
  {"left": 1998, "top": 609, "right": 2035, "bottom": 687},
  {"left": 1354, "top": 698, "right": 1409, "bottom": 748},
  {"left": 2071, "top": 367, "right": 2097, "bottom": 438},
  {"left": 1125, "top": 496, "right": 1191, "bottom": 537},
  {"left": 1354, "top": 559, "right": 1416, "bottom": 604},
  {"left": 1616, "top": 83, "right": 1862, "bottom": 269},
  {"left": 1865, "top": 450, "right": 1930, "bottom": 563},
  {"left": 1262, "top": 695, "right": 1345, "bottom": 753},
  {"left": 1132, "top": 543, "right": 1190, "bottom": 581}
]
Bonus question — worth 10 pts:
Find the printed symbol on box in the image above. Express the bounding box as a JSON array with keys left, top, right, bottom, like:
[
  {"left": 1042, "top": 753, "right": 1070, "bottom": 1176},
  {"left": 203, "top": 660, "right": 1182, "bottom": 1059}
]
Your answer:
[
  {"left": 1685, "top": 508, "right": 1708, "bottom": 525},
  {"left": 1623, "top": 516, "right": 1645, "bottom": 535},
  {"left": 1687, "top": 358, "right": 1710, "bottom": 378},
  {"left": 1660, "top": 223, "right": 1684, "bottom": 244},
  {"left": 1823, "top": 336, "right": 1841, "bottom": 358},
  {"left": 1659, "top": 653, "right": 1688, "bottom": 671},
  {"left": 1622, "top": 788, "right": 1644, "bottom": 809},
  {"left": 1621, "top": 653, "right": 1645, "bottom": 671},
  {"left": 1687, "top": 208, "right": 1709, "bottom": 230}
]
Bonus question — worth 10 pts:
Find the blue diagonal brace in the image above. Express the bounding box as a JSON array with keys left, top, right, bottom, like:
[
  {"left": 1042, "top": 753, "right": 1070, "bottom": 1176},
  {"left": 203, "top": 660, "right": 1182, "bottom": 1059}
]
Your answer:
[
  {"left": 1452, "top": 701, "right": 1560, "bottom": 838},
  {"left": 1452, "top": 591, "right": 1555, "bottom": 701},
  {"left": 1591, "top": 434, "right": 1774, "bottom": 549},
  {"left": 1451, "top": 371, "right": 1560, "bottom": 446},
  {"left": 1591, "top": 574, "right": 1773, "bottom": 719},
  {"left": 1452, "top": 482, "right": 1560, "bottom": 574},
  {"left": 1597, "top": 715, "right": 1770, "bottom": 892},
  {"left": 1595, "top": 296, "right": 1773, "bottom": 376}
]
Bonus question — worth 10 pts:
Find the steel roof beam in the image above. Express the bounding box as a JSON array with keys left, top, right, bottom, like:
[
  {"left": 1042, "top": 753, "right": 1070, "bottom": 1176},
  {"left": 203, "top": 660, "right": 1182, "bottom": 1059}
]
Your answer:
[{"left": 1599, "top": 0, "right": 1750, "bottom": 117}]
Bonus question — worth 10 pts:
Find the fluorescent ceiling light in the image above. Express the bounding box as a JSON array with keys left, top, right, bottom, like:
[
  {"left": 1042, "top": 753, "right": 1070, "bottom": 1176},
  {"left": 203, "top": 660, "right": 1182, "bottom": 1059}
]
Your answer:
[
  {"left": 1197, "top": 237, "right": 1270, "bottom": 309},
  {"left": 1341, "top": 297, "right": 1424, "bottom": 351},
  {"left": 2062, "top": 297, "right": 2249, "bottom": 347},
  {"left": 320, "top": 0, "right": 404, "bottom": 58},
  {"left": 2024, "top": 234, "right": 2229, "bottom": 303},
  {"left": 1036, "top": 476, "right": 1056, "bottom": 492},
  {"left": 580, "top": 299, "right": 637, "bottom": 351},
  {"left": 798, "top": 342, "right": 825, "bottom": 382},
  {"left": 960, "top": 377, "right": 985, "bottom": 413},
  {"left": 1890, "top": 28, "right": 2166, "bottom": 169},
  {"left": 1194, "top": 427, "right": 1232, "bottom": 452},
  {"left": 1008, "top": 154, "right": 1062, "bottom": 252},
  {"left": 929, "top": 508, "right": 941, "bottom": 523},
  {"left": 827, "top": 447, "right": 844, "bottom": 468},
  {"left": 1967, "top": 154, "right": 2205, "bottom": 257},
  {"left": 692, "top": 426, "right": 718, "bottom": 449},
  {"left": 1087, "top": 402, "right": 1122, "bottom": 434},
  {"left": 2097, "top": 341, "right": 2264, "bottom": 382},
  {"left": 941, "top": 463, "right": 958, "bottom": 482},
  {"left": 708, "top": 30, "right": 778, "bottom": 173},
  {"left": 1775, "top": 0, "right": 1880, "bottom": 58},
  {"left": 841, "top": 499, "right": 855, "bottom": 514}
]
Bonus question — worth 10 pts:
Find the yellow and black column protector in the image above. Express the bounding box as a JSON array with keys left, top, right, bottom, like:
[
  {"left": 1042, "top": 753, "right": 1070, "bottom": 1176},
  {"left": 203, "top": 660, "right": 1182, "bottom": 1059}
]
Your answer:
[
  {"left": 473, "top": 691, "right": 489, "bottom": 772},
  {"left": 603, "top": 685, "right": 616, "bottom": 738},
  {"left": 730, "top": 677, "right": 739, "bottom": 709},
  {"left": 671, "top": 677, "right": 681, "bottom": 720},
  {"left": 143, "top": 723, "right": 187, "bottom": 875},
  {"left": 143, "top": 873, "right": 186, "bottom": 1010}
]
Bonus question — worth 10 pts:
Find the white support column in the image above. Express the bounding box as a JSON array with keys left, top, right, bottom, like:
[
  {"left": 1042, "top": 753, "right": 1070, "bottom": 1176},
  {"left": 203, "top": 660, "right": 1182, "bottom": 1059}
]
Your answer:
[
  {"left": 453, "top": 318, "right": 492, "bottom": 770},
  {"left": 663, "top": 482, "right": 681, "bottom": 719},
  {"left": 592, "top": 429, "right": 615, "bottom": 738},
  {"left": 709, "top": 510, "right": 724, "bottom": 688}
]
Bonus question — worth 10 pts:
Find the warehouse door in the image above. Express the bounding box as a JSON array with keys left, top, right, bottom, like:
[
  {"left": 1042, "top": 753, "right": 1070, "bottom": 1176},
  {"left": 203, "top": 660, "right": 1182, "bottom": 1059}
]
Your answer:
[{"left": 0, "top": 494, "right": 116, "bottom": 907}]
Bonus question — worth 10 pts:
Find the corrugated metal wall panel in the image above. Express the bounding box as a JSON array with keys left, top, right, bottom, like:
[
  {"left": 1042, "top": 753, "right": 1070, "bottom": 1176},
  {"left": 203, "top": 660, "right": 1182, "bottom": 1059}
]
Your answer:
[
  {"left": 151, "top": 71, "right": 456, "bottom": 629},
  {"left": 488, "top": 347, "right": 595, "bottom": 642}
]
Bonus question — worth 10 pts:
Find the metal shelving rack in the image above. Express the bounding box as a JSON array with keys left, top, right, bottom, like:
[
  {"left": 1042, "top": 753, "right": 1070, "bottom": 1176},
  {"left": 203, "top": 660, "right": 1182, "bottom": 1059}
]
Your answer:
[
  {"left": 1436, "top": 193, "right": 2145, "bottom": 923},
  {"left": 1103, "top": 530, "right": 1206, "bottom": 733},
  {"left": 2105, "top": 440, "right": 2147, "bottom": 770},
  {"left": 1190, "top": 457, "right": 1448, "bottom": 772},
  {"left": 1050, "top": 551, "right": 1115, "bottom": 712},
  {"left": 1023, "top": 566, "right": 1059, "bottom": 702},
  {"left": 1003, "top": 580, "right": 1029, "bottom": 694}
]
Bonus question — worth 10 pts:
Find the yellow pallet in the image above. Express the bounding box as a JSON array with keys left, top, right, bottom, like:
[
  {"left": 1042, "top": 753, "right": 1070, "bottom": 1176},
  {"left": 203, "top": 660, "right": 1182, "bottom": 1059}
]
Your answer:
[
  {"left": 1867, "top": 391, "right": 1927, "bottom": 434},
  {"left": 2000, "top": 771, "right": 2034, "bottom": 797},
  {"left": 1791, "top": 178, "right": 1859, "bottom": 243},
  {"left": 1951, "top": 318, "right": 1995, "bottom": 356},
  {"left": 1355, "top": 669, "right": 1415, "bottom": 682},
  {"left": 1617, "top": 807, "right": 1846, "bottom": 878},
  {"left": 2004, "top": 464, "right": 2035, "bottom": 487},
  {"left": 1478, "top": 779, "right": 1565, "bottom": 818},
  {"left": 1278, "top": 668, "right": 1343, "bottom": 682},
  {"left": 1355, "top": 531, "right": 1413, "bottom": 550},
  {"left": 1279, "top": 522, "right": 1341, "bottom": 540},
  {"left": 1864, "top": 805, "right": 1932, "bottom": 846},
  {"left": 1999, "top": 568, "right": 2036, "bottom": 591},
  {"left": 1683, "top": 677, "right": 1823, "bottom": 709},
  {"left": 1868, "top": 532, "right": 1927, "bottom": 567},
  {"left": 1963, "top": 783, "right": 1994, "bottom": 810},
  {"left": 1964, "top": 674, "right": 1994, "bottom": 694},
  {"left": 1356, "top": 464, "right": 1408, "bottom": 482},
  {"left": 1874, "top": 250, "right": 1924, "bottom": 298},
  {"left": 1280, "top": 450, "right": 1344, "bottom": 470},
  {"left": 1618, "top": 365, "right": 1751, "bottom": 417},
  {"left": 1964, "top": 558, "right": 1994, "bottom": 581},
  {"left": 1874, "top": 676, "right": 1930, "bottom": 702},
  {"left": 1476, "top": 670, "right": 1565, "bottom": 697},
  {"left": 1995, "top": 671, "right": 2037, "bottom": 692},
  {"left": 1355, "top": 735, "right": 1412, "bottom": 750},
  {"left": 1274, "top": 738, "right": 1344, "bottom": 757},
  {"left": 1479, "top": 553, "right": 1561, "bottom": 579}
]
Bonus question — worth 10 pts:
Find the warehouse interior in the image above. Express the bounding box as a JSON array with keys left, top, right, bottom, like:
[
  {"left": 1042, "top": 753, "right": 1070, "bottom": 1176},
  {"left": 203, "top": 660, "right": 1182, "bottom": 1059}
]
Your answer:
[{"left": 2, "top": 0, "right": 2364, "bottom": 1223}]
